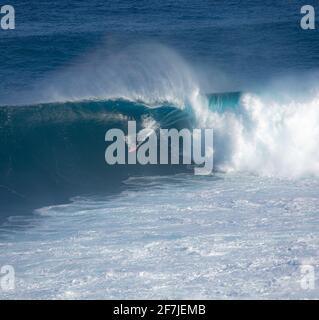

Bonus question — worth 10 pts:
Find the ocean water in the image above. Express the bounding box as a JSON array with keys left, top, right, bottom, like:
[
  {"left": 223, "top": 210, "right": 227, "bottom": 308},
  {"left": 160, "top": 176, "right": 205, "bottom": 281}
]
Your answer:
[
  {"left": 1, "top": 0, "right": 319, "bottom": 299},
  {"left": 1, "top": 173, "right": 319, "bottom": 299}
]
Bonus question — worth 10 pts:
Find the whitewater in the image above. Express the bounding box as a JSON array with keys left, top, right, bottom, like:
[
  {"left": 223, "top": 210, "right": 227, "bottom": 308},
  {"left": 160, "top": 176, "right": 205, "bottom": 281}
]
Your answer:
[{"left": 0, "top": 173, "right": 318, "bottom": 299}]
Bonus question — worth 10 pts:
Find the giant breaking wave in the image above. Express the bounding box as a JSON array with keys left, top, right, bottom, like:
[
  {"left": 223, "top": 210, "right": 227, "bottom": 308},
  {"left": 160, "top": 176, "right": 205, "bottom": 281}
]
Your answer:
[{"left": 1, "top": 44, "right": 319, "bottom": 219}]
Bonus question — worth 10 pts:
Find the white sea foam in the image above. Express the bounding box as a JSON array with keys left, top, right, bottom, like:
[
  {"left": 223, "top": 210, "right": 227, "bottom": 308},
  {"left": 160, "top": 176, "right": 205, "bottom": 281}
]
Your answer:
[
  {"left": 195, "top": 91, "right": 319, "bottom": 178},
  {"left": 1, "top": 173, "right": 318, "bottom": 299}
]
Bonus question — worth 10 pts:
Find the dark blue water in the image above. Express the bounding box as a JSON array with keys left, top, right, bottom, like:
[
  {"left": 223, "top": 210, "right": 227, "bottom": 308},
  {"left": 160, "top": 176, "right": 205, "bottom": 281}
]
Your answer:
[{"left": 1, "top": 0, "right": 319, "bottom": 102}]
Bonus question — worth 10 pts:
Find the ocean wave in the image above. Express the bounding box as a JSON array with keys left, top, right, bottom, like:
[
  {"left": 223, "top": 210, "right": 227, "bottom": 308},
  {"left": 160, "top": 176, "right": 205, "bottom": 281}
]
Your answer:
[
  {"left": 0, "top": 98, "right": 193, "bottom": 219},
  {"left": 1, "top": 42, "right": 319, "bottom": 220}
]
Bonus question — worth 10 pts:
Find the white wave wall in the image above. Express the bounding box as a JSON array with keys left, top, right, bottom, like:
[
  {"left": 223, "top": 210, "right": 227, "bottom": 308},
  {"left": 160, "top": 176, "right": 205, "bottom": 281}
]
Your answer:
[{"left": 197, "top": 91, "right": 319, "bottom": 178}]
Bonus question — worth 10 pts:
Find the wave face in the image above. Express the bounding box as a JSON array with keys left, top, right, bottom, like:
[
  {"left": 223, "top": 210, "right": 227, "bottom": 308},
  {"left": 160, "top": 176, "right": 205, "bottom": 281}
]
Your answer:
[{"left": 0, "top": 99, "right": 194, "bottom": 219}]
